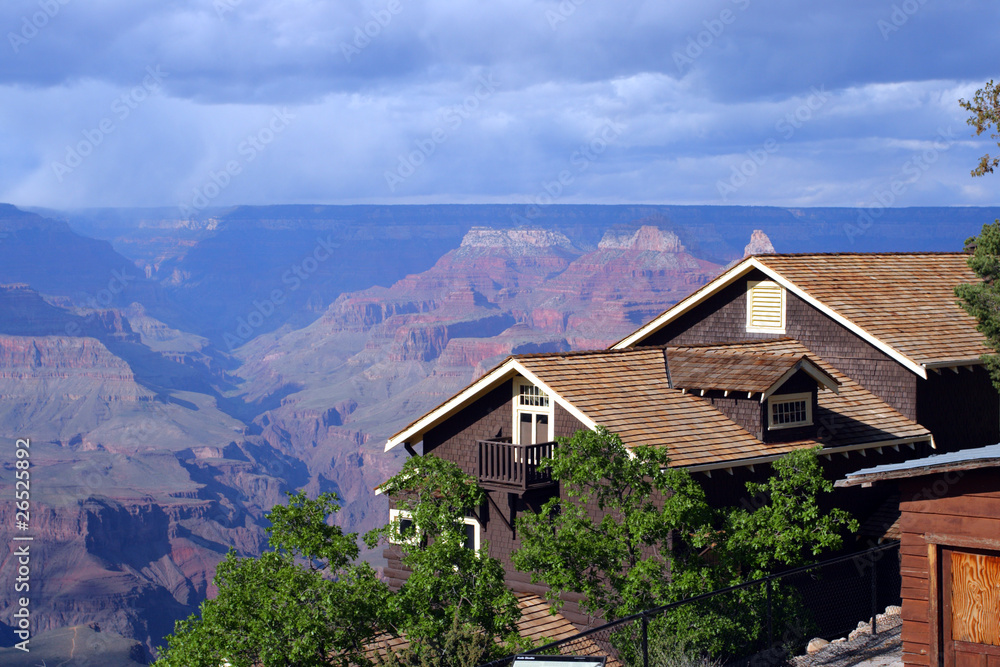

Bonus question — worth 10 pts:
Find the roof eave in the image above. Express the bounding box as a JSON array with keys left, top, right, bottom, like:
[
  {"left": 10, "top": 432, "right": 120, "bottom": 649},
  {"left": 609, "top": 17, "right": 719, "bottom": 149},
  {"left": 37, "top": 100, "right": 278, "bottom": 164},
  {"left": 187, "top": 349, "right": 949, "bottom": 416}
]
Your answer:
[
  {"left": 383, "top": 357, "right": 600, "bottom": 453},
  {"left": 837, "top": 455, "right": 1000, "bottom": 487},
  {"left": 761, "top": 357, "right": 841, "bottom": 401},
  {"left": 687, "top": 434, "right": 933, "bottom": 475},
  {"left": 384, "top": 358, "right": 520, "bottom": 452}
]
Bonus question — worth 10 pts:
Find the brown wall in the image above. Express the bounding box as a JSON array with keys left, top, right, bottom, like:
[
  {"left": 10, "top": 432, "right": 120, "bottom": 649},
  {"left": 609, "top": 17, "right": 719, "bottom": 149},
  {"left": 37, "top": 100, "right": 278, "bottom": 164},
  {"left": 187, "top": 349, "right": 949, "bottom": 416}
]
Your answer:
[
  {"left": 916, "top": 366, "right": 1000, "bottom": 453},
  {"left": 385, "top": 380, "right": 515, "bottom": 588},
  {"left": 422, "top": 379, "right": 515, "bottom": 474},
  {"left": 385, "top": 376, "right": 600, "bottom": 626},
  {"left": 641, "top": 269, "right": 918, "bottom": 421},
  {"left": 702, "top": 369, "right": 820, "bottom": 444},
  {"left": 898, "top": 468, "right": 1000, "bottom": 667}
]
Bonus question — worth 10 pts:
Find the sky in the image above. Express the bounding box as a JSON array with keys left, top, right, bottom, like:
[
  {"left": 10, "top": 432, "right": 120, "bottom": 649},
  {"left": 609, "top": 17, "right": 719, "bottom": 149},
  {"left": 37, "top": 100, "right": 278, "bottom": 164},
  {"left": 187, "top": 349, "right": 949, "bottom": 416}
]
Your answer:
[{"left": 1, "top": 0, "right": 999, "bottom": 211}]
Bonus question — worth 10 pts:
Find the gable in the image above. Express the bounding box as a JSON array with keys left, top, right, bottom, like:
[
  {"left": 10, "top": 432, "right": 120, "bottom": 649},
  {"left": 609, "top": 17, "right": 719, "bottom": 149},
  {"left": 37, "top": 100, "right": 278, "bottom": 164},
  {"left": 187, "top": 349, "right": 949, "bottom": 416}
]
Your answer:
[{"left": 613, "top": 253, "right": 991, "bottom": 379}]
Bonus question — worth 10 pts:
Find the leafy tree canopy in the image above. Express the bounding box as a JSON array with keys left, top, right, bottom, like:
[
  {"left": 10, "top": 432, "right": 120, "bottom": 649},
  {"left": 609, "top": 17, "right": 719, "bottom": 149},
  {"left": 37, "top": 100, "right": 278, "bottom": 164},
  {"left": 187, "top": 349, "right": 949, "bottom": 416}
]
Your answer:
[
  {"left": 960, "top": 79, "right": 1000, "bottom": 177},
  {"left": 154, "top": 492, "right": 387, "bottom": 667},
  {"left": 512, "top": 427, "right": 857, "bottom": 657},
  {"left": 365, "top": 455, "right": 526, "bottom": 661},
  {"left": 512, "top": 426, "right": 715, "bottom": 621},
  {"left": 157, "top": 456, "right": 525, "bottom": 667},
  {"left": 956, "top": 81, "right": 1000, "bottom": 389}
]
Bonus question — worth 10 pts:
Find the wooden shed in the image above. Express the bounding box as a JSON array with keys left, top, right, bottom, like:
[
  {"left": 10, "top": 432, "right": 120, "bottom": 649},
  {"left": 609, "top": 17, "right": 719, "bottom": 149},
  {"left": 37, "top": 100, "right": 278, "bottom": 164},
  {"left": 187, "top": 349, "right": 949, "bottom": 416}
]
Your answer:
[{"left": 839, "top": 445, "right": 1000, "bottom": 667}]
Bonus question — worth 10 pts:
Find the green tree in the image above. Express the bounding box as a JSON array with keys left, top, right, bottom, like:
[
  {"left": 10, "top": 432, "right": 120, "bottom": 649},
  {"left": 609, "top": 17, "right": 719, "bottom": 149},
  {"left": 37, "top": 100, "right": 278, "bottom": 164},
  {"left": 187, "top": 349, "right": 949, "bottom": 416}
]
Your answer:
[
  {"left": 366, "top": 455, "right": 526, "bottom": 663},
  {"left": 956, "top": 81, "right": 1000, "bottom": 389},
  {"left": 959, "top": 80, "right": 1000, "bottom": 177},
  {"left": 154, "top": 492, "right": 388, "bottom": 667},
  {"left": 156, "top": 456, "right": 525, "bottom": 666},
  {"left": 512, "top": 427, "right": 716, "bottom": 623},
  {"left": 722, "top": 447, "right": 857, "bottom": 580},
  {"left": 512, "top": 428, "right": 856, "bottom": 659}
]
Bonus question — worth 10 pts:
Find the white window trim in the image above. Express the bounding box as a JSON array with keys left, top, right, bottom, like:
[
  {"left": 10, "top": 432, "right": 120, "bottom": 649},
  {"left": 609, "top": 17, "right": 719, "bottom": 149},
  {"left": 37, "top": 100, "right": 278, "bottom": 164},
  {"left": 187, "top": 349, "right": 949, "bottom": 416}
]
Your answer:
[
  {"left": 462, "top": 516, "right": 482, "bottom": 552},
  {"left": 767, "top": 392, "right": 813, "bottom": 430},
  {"left": 388, "top": 508, "right": 481, "bottom": 552},
  {"left": 388, "top": 508, "right": 418, "bottom": 545},
  {"left": 746, "top": 279, "right": 786, "bottom": 334},
  {"left": 513, "top": 378, "right": 555, "bottom": 445}
]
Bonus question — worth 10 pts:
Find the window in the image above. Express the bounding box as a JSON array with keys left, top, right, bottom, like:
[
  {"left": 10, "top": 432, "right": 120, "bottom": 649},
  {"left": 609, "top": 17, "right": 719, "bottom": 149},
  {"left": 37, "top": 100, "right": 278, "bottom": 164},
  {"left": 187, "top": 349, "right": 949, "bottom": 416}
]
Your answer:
[
  {"left": 462, "top": 516, "right": 481, "bottom": 552},
  {"left": 388, "top": 508, "right": 418, "bottom": 545},
  {"left": 518, "top": 383, "right": 549, "bottom": 408},
  {"left": 514, "top": 380, "right": 553, "bottom": 445},
  {"left": 767, "top": 392, "right": 812, "bottom": 430},
  {"left": 746, "top": 280, "right": 786, "bottom": 333},
  {"left": 387, "top": 509, "right": 481, "bottom": 551}
]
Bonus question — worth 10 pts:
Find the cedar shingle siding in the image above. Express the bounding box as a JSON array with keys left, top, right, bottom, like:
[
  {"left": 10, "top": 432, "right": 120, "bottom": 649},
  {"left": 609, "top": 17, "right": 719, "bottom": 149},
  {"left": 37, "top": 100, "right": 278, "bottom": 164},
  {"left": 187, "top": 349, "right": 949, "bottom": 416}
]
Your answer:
[{"left": 640, "top": 270, "right": 919, "bottom": 422}]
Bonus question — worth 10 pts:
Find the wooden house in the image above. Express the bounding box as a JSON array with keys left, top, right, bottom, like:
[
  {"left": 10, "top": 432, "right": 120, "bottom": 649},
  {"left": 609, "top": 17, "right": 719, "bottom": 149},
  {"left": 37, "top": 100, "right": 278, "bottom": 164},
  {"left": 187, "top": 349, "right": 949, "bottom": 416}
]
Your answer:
[
  {"left": 839, "top": 445, "right": 1000, "bottom": 667},
  {"left": 613, "top": 253, "right": 997, "bottom": 453},
  {"left": 379, "top": 252, "right": 996, "bottom": 629}
]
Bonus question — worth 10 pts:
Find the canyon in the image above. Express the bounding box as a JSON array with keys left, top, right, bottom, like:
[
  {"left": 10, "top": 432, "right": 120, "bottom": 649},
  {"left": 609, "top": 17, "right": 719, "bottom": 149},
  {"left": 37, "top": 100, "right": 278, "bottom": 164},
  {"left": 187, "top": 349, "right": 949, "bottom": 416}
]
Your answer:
[{"left": 0, "top": 203, "right": 995, "bottom": 660}]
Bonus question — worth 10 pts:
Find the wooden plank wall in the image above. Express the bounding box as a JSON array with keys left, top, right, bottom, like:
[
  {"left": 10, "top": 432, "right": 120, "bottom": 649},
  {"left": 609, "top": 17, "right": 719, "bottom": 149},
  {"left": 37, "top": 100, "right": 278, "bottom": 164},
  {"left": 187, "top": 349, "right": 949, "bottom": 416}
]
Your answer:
[{"left": 899, "top": 469, "right": 1000, "bottom": 667}]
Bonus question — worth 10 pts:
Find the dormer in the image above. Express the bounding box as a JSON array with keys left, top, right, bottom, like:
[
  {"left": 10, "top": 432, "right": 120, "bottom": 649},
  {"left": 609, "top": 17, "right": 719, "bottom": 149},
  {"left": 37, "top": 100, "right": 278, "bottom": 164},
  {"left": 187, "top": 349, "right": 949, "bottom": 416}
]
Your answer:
[{"left": 666, "top": 347, "right": 839, "bottom": 442}]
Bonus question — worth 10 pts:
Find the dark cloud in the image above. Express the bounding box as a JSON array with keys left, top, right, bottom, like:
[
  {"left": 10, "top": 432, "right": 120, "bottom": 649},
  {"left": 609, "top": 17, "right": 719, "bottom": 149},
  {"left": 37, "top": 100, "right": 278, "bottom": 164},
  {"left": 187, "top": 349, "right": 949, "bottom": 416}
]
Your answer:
[{"left": 0, "top": 0, "right": 997, "bottom": 208}]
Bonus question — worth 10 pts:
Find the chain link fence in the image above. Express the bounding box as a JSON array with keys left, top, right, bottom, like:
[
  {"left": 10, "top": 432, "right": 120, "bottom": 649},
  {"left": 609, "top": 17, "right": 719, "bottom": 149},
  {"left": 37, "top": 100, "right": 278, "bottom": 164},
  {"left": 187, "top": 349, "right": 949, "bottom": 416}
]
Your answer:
[{"left": 482, "top": 541, "right": 901, "bottom": 667}]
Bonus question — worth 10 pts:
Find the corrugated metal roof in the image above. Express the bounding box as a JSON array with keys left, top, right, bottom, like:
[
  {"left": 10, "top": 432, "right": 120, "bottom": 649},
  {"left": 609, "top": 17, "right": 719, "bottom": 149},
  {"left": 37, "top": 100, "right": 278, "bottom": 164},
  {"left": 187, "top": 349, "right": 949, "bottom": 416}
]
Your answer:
[{"left": 840, "top": 443, "right": 1000, "bottom": 485}]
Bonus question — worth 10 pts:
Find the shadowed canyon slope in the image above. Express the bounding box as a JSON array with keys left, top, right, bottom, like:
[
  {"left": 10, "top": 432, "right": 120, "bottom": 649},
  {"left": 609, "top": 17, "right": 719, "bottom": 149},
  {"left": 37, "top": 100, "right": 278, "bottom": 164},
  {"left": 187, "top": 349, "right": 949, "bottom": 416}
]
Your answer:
[{"left": 0, "top": 203, "right": 994, "bottom": 659}]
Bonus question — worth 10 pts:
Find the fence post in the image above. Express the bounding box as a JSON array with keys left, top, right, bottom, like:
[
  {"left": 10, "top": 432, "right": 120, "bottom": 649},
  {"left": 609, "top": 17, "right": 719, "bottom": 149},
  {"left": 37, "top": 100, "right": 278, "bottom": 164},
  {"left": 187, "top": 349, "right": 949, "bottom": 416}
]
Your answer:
[
  {"left": 766, "top": 577, "right": 773, "bottom": 649},
  {"left": 642, "top": 615, "right": 649, "bottom": 667},
  {"left": 870, "top": 552, "right": 879, "bottom": 636}
]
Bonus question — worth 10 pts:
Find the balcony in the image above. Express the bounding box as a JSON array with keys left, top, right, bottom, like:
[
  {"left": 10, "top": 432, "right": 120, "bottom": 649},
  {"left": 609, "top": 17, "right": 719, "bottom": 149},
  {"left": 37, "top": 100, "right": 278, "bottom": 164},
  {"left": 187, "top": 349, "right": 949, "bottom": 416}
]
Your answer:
[{"left": 477, "top": 438, "right": 557, "bottom": 493}]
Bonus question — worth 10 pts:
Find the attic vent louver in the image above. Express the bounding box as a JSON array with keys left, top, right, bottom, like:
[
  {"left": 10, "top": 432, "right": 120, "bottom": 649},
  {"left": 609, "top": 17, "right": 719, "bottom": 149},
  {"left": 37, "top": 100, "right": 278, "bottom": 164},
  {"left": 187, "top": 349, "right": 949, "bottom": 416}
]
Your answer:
[{"left": 746, "top": 280, "right": 785, "bottom": 333}]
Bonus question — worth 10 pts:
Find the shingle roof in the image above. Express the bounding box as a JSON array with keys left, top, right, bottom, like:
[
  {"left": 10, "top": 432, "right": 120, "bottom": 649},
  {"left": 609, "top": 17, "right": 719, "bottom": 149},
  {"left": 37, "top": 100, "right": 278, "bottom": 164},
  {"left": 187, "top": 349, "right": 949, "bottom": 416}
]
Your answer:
[
  {"left": 677, "top": 339, "right": 930, "bottom": 450},
  {"left": 514, "top": 341, "right": 929, "bottom": 468},
  {"left": 755, "top": 253, "right": 989, "bottom": 366},
  {"left": 363, "top": 593, "right": 613, "bottom": 664},
  {"left": 614, "top": 253, "right": 990, "bottom": 371},
  {"left": 515, "top": 594, "right": 621, "bottom": 665},
  {"left": 517, "top": 347, "right": 772, "bottom": 467},
  {"left": 667, "top": 348, "right": 802, "bottom": 393},
  {"left": 385, "top": 339, "right": 931, "bottom": 468},
  {"left": 666, "top": 347, "right": 838, "bottom": 395}
]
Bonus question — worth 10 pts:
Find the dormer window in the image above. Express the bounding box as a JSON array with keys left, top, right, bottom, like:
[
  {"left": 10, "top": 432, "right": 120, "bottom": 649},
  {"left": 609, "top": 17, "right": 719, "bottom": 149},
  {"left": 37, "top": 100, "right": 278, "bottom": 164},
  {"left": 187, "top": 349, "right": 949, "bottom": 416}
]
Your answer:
[
  {"left": 746, "top": 280, "right": 786, "bottom": 333},
  {"left": 768, "top": 392, "right": 812, "bottom": 430}
]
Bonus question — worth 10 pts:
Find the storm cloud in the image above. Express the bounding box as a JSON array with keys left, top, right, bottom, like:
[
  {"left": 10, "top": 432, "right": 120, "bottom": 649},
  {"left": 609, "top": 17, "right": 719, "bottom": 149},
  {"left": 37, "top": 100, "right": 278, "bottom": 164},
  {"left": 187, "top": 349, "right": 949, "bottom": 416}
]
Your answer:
[{"left": 2, "top": 0, "right": 998, "bottom": 209}]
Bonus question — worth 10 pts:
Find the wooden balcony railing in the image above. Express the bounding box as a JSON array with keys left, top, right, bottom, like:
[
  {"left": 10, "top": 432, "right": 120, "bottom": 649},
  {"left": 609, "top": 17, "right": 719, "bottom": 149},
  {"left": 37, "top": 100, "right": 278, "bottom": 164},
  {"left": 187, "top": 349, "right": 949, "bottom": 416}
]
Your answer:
[{"left": 477, "top": 439, "right": 557, "bottom": 492}]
